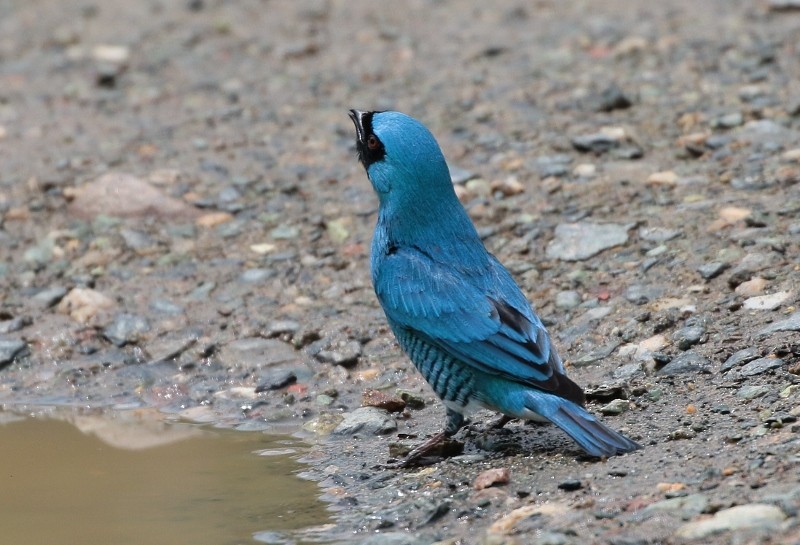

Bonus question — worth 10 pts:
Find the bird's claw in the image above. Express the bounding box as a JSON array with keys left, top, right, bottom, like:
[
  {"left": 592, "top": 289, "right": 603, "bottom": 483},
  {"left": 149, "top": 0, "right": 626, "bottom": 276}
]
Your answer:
[{"left": 392, "top": 432, "right": 464, "bottom": 468}]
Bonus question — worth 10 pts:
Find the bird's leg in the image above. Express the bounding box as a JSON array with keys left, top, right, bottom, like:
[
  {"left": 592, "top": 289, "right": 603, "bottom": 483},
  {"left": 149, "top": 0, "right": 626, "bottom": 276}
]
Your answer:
[
  {"left": 489, "top": 414, "right": 514, "bottom": 430},
  {"left": 400, "top": 409, "right": 465, "bottom": 467},
  {"left": 444, "top": 408, "right": 465, "bottom": 436}
]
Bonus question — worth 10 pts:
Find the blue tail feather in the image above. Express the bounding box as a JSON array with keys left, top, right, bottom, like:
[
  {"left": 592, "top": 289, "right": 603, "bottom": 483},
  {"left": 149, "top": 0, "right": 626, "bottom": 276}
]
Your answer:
[{"left": 545, "top": 402, "right": 640, "bottom": 457}]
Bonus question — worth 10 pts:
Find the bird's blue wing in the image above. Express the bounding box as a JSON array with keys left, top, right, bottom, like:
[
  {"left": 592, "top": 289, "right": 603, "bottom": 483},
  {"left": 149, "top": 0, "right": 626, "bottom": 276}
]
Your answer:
[{"left": 374, "top": 245, "right": 582, "bottom": 402}]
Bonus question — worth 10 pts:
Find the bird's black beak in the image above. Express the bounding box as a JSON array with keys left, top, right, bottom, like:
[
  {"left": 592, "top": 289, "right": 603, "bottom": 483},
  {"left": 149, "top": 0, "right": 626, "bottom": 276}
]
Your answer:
[
  {"left": 349, "top": 109, "right": 385, "bottom": 169},
  {"left": 349, "top": 109, "right": 367, "bottom": 145}
]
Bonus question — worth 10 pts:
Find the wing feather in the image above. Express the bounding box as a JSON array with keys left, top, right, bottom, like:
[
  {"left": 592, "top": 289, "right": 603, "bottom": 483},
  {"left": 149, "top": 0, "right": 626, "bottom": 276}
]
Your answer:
[{"left": 374, "top": 245, "right": 584, "bottom": 405}]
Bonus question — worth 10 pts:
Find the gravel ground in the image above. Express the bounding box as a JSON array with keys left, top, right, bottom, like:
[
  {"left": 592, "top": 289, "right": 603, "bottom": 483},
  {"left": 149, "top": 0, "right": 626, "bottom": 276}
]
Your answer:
[{"left": 1, "top": 1, "right": 799, "bottom": 544}]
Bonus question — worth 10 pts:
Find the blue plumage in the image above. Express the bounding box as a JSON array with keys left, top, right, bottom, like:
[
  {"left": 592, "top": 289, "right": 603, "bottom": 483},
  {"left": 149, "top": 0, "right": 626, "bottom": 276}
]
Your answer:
[{"left": 349, "top": 110, "right": 640, "bottom": 460}]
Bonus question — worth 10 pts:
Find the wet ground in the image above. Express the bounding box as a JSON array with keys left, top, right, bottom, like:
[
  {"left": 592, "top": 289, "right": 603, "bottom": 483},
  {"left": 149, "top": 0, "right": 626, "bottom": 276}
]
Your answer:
[{"left": 1, "top": 0, "right": 799, "bottom": 544}]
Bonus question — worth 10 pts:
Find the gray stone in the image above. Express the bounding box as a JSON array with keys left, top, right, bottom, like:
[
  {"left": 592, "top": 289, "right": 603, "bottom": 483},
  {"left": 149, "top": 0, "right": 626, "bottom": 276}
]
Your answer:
[
  {"left": 613, "top": 362, "right": 644, "bottom": 380},
  {"left": 738, "top": 119, "right": 797, "bottom": 146},
  {"left": 0, "top": 338, "right": 30, "bottom": 368},
  {"left": 672, "top": 326, "right": 705, "bottom": 350},
  {"left": 590, "top": 83, "right": 634, "bottom": 112},
  {"left": 675, "top": 503, "right": 785, "bottom": 540},
  {"left": 270, "top": 225, "right": 300, "bottom": 240},
  {"left": 610, "top": 145, "right": 644, "bottom": 159},
  {"left": 744, "top": 291, "right": 792, "bottom": 311},
  {"left": 554, "top": 290, "right": 582, "bottom": 309},
  {"left": 264, "top": 319, "right": 300, "bottom": 338},
  {"left": 599, "top": 399, "right": 630, "bottom": 415},
  {"left": 188, "top": 281, "right": 216, "bottom": 300},
  {"left": 149, "top": 299, "right": 185, "bottom": 315},
  {"left": 721, "top": 348, "right": 760, "bottom": 372},
  {"left": 638, "top": 226, "right": 680, "bottom": 242},
  {"left": 397, "top": 389, "right": 426, "bottom": 409},
  {"left": 23, "top": 239, "right": 54, "bottom": 266},
  {"left": 120, "top": 228, "right": 155, "bottom": 251},
  {"left": 317, "top": 340, "right": 362, "bottom": 367},
  {"left": 641, "top": 494, "right": 709, "bottom": 519},
  {"left": 0, "top": 316, "right": 32, "bottom": 334},
  {"left": 218, "top": 337, "right": 299, "bottom": 368},
  {"left": 668, "top": 428, "right": 697, "bottom": 441},
  {"left": 145, "top": 334, "right": 198, "bottom": 363},
  {"left": 255, "top": 369, "right": 297, "bottom": 392},
  {"left": 557, "top": 478, "right": 583, "bottom": 491},
  {"left": 31, "top": 286, "right": 68, "bottom": 308},
  {"left": 449, "top": 166, "right": 475, "bottom": 185},
  {"left": 728, "top": 252, "right": 779, "bottom": 287},
  {"left": 240, "top": 268, "right": 276, "bottom": 283},
  {"left": 730, "top": 176, "right": 771, "bottom": 191},
  {"left": 535, "top": 531, "right": 571, "bottom": 545},
  {"left": 546, "top": 222, "right": 629, "bottom": 261},
  {"left": 657, "top": 351, "right": 712, "bottom": 376},
  {"left": 571, "top": 133, "right": 621, "bottom": 154},
  {"left": 573, "top": 341, "right": 621, "bottom": 366},
  {"left": 712, "top": 112, "right": 743, "bottom": 129},
  {"left": 736, "top": 385, "right": 771, "bottom": 400},
  {"left": 333, "top": 407, "right": 397, "bottom": 436},
  {"left": 758, "top": 311, "right": 800, "bottom": 336},
  {"left": 738, "top": 356, "right": 783, "bottom": 377},
  {"left": 625, "top": 284, "right": 664, "bottom": 305},
  {"left": 760, "top": 486, "right": 800, "bottom": 515},
  {"left": 103, "top": 313, "right": 151, "bottom": 346},
  {"left": 697, "top": 261, "right": 729, "bottom": 280},
  {"left": 533, "top": 154, "right": 573, "bottom": 178},
  {"left": 217, "top": 186, "right": 241, "bottom": 203}
]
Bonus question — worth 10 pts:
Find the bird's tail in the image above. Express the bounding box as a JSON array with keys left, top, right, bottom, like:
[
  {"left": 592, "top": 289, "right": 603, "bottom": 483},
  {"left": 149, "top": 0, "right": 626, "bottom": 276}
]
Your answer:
[{"left": 543, "top": 401, "right": 641, "bottom": 458}]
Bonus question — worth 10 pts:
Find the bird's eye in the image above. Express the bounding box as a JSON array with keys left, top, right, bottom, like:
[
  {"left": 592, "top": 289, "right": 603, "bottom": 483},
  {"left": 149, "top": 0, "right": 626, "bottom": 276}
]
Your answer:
[{"left": 367, "top": 135, "right": 380, "bottom": 150}]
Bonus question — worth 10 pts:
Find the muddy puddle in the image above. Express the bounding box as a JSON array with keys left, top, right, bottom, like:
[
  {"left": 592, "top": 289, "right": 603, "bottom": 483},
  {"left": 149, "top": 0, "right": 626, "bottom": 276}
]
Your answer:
[{"left": 0, "top": 409, "right": 332, "bottom": 545}]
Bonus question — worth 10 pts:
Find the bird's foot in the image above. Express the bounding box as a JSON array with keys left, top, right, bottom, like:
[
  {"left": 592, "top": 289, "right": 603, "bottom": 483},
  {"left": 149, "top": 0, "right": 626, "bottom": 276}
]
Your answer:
[
  {"left": 395, "top": 432, "right": 464, "bottom": 468},
  {"left": 489, "top": 414, "right": 514, "bottom": 430}
]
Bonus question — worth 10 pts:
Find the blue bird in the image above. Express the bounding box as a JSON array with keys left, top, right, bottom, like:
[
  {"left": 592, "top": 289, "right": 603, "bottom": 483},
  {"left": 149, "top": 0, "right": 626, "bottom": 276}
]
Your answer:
[{"left": 348, "top": 109, "right": 640, "bottom": 463}]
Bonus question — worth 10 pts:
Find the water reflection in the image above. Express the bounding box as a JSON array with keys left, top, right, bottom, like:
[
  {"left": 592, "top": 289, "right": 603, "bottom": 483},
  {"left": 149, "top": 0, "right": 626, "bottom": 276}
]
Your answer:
[{"left": 0, "top": 409, "right": 330, "bottom": 545}]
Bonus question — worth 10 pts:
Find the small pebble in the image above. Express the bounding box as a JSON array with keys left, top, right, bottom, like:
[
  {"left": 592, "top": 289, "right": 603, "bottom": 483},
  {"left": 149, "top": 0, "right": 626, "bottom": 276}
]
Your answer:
[
  {"left": 362, "top": 389, "right": 406, "bottom": 413},
  {"left": 646, "top": 171, "right": 679, "bottom": 186},
  {"left": 697, "top": 261, "right": 729, "bottom": 280},
  {"left": 672, "top": 325, "right": 705, "bottom": 350},
  {"left": 554, "top": 290, "right": 582, "bottom": 309},
  {"left": 599, "top": 398, "right": 631, "bottom": 415},
  {"left": 473, "top": 468, "right": 511, "bottom": 490},
  {"left": 255, "top": 369, "right": 297, "bottom": 392},
  {"left": 721, "top": 348, "right": 760, "bottom": 372},
  {"left": 735, "top": 277, "right": 767, "bottom": 297},
  {"left": 31, "top": 286, "right": 68, "bottom": 308},
  {"left": 657, "top": 351, "right": 711, "bottom": 376},
  {"left": 546, "top": 222, "right": 629, "bottom": 261},
  {"left": 743, "top": 291, "right": 791, "bottom": 311},
  {"left": 736, "top": 385, "right": 771, "bottom": 400},
  {"left": 557, "top": 479, "right": 583, "bottom": 491},
  {"left": 675, "top": 503, "right": 786, "bottom": 540},
  {"left": 738, "top": 356, "right": 783, "bottom": 377},
  {"left": 240, "top": 268, "right": 276, "bottom": 283},
  {"left": 590, "top": 83, "right": 633, "bottom": 112},
  {"left": 533, "top": 155, "right": 573, "bottom": 178},
  {"left": 332, "top": 407, "right": 397, "bottom": 436},
  {"left": 0, "top": 338, "right": 30, "bottom": 368},
  {"left": 103, "top": 313, "right": 151, "bottom": 346},
  {"left": 573, "top": 163, "right": 597, "bottom": 178},
  {"left": 758, "top": 311, "right": 800, "bottom": 336}
]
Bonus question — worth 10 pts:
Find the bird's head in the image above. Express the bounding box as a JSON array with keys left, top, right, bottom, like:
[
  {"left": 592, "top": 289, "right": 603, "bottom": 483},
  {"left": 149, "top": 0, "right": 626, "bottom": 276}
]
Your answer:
[{"left": 348, "top": 110, "right": 453, "bottom": 207}]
